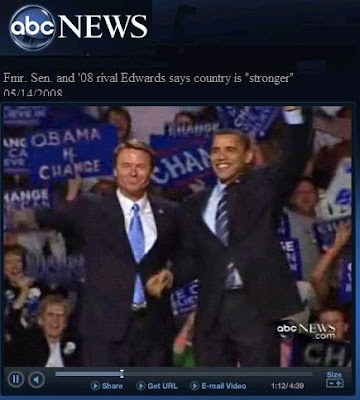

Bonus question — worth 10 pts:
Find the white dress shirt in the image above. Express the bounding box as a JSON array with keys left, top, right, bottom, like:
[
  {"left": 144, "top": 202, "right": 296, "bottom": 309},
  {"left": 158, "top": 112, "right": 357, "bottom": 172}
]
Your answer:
[
  {"left": 116, "top": 189, "right": 157, "bottom": 255},
  {"left": 45, "top": 341, "right": 64, "bottom": 367},
  {"left": 203, "top": 181, "right": 227, "bottom": 235}
]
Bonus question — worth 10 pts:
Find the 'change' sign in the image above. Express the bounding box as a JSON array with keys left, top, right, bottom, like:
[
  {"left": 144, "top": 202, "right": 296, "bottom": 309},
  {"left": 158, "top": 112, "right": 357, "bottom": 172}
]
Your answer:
[{"left": 150, "top": 135, "right": 213, "bottom": 187}]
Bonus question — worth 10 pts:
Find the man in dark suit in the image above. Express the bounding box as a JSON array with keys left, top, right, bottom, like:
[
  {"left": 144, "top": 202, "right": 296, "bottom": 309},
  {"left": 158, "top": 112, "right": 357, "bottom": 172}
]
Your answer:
[
  {"left": 180, "top": 106, "right": 312, "bottom": 366},
  {"left": 35, "top": 139, "right": 176, "bottom": 366},
  {"left": 7, "top": 294, "right": 81, "bottom": 367}
]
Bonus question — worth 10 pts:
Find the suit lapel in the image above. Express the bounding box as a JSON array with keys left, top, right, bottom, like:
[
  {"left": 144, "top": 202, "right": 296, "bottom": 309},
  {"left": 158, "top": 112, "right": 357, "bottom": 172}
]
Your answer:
[
  {"left": 197, "top": 187, "right": 225, "bottom": 244},
  {"left": 227, "top": 176, "right": 258, "bottom": 243},
  {"left": 100, "top": 192, "right": 135, "bottom": 261}
]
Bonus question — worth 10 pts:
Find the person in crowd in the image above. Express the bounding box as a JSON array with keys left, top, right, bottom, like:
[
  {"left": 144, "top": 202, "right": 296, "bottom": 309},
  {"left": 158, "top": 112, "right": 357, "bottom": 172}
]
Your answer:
[
  {"left": 173, "top": 111, "right": 196, "bottom": 126},
  {"left": 310, "top": 221, "right": 351, "bottom": 304},
  {"left": 106, "top": 106, "right": 132, "bottom": 141},
  {"left": 173, "top": 311, "right": 196, "bottom": 367},
  {"left": 285, "top": 177, "right": 320, "bottom": 281},
  {"left": 178, "top": 106, "right": 312, "bottom": 366},
  {"left": 6, "top": 294, "right": 81, "bottom": 367},
  {"left": 4, "top": 244, "right": 66, "bottom": 333},
  {"left": 280, "top": 304, "right": 350, "bottom": 367},
  {"left": 4, "top": 245, "right": 68, "bottom": 366},
  {"left": 317, "top": 305, "right": 350, "bottom": 342},
  {"left": 197, "top": 106, "right": 219, "bottom": 123},
  {"left": 34, "top": 139, "right": 177, "bottom": 367}
]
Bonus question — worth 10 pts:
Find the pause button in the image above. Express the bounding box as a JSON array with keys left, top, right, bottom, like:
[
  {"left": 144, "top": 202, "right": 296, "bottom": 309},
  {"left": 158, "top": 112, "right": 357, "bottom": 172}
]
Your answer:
[{"left": 7, "top": 371, "right": 25, "bottom": 388}]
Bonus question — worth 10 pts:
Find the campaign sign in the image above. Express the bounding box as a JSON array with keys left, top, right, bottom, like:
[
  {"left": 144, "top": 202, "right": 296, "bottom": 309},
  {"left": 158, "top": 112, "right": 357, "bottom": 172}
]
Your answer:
[
  {"left": 171, "top": 280, "right": 199, "bottom": 316},
  {"left": 216, "top": 106, "right": 281, "bottom": 139},
  {"left": 3, "top": 136, "right": 30, "bottom": 174},
  {"left": 27, "top": 124, "right": 118, "bottom": 181},
  {"left": 164, "top": 122, "right": 220, "bottom": 138},
  {"left": 150, "top": 135, "right": 213, "bottom": 187},
  {"left": 340, "top": 259, "right": 352, "bottom": 303},
  {"left": 4, "top": 106, "right": 48, "bottom": 126},
  {"left": 280, "top": 239, "right": 303, "bottom": 280},
  {"left": 313, "top": 216, "right": 352, "bottom": 250},
  {"left": 4, "top": 187, "right": 51, "bottom": 210},
  {"left": 278, "top": 212, "right": 291, "bottom": 239},
  {"left": 25, "top": 244, "right": 86, "bottom": 289},
  {"left": 316, "top": 158, "right": 351, "bottom": 219},
  {"left": 290, "top": 334, "right": 351, "bottom": 367}
]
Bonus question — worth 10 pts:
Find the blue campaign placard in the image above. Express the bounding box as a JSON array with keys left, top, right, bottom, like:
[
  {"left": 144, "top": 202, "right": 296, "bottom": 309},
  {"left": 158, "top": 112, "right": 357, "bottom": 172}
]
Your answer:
[
  {"left": 171, "top": 280, "right": 199, "bottom": 316},
  {"left": 27, "top": 124, "right": 118, "bottom": 181},
  {"left": 3, "top": 136, "right": 30, "bottom": 174},
  {"left": 313, "top": 216, "right": 352, "bottom": 250},
  {"left": 277, "top": 212, "right": 291, "bottom": 239},
  {"left": 150, "top": 134, "right": 214, "bottom": 187},
  {"left": 164, "top": 121, "right": 220, "bottom": 138},
  {"left": 4, "top": 106, "right": 49, "bottom": 126},
  {"left": 4, "top": 187, "right": 51, "bottom": 210},
  {"left": 280, "top": 238, "right": 303, "bottom": 280},
  {"left": 340, "top": 258, "right": 352, "bottom": 303},
  {"left": 290, "top": 334, "right": 351, "bottom": 367},
  {"left": 335, "top": 188, "right": 351, "bottom": 207},
  {"left": 216, "top": 106, "right": 281, "bottom": 139}
]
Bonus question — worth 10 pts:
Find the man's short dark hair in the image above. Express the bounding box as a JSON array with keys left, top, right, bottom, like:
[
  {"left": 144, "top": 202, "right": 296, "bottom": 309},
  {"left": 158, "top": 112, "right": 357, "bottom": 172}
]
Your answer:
[
  {"left": 294, "top": 176, "right": 318, "bottom": 191},
  {"left": 113, "top": 139, "right": 156, "bottom": 169},
  {"left": 317, "top": 304, "right": 346, "bottom": 320},
  {"left": 174, "top": 111, "right": 196, "bottom": 125},
  {"left": 213, "top": 129, "right": 251, "bottom": 151}
]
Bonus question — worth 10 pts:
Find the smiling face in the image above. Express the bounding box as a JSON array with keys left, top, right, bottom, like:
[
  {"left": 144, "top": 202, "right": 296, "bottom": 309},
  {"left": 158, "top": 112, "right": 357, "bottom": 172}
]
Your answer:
[
  {"left": 114, "top": 148, "right": 153, "bottom": 201},
  {"left": 210, "top": 133, "right": 253, "bottom": 185},
  {"left": 41, "top": 303, "right": 68, "bottom": 342},
  {"left": 4, "top": 252, "right": 24, "bottom": 284}
]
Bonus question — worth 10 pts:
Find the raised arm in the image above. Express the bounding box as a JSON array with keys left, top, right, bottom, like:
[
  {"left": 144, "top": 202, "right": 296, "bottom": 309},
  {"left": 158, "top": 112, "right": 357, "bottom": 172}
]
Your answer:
[
  {"left": 35, "top": 177, "right": 84, "bottom": 233},
  {"left": 269, "top": 106, "right": 313, "bottom": 205},
  {"left": 310, "top": 221, "right": 351, "bottom": 302}
]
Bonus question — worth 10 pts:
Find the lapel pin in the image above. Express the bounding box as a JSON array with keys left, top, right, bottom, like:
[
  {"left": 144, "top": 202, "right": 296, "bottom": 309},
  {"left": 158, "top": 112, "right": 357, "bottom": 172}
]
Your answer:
[{"left": 158, "top": 209, "right": 164, "bottom": 215}]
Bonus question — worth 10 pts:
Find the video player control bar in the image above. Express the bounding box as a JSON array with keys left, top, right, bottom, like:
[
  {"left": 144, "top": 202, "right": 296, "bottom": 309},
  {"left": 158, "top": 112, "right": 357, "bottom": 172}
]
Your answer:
[{"left": 55, "top": 371, "right": 312, "bottom": 377}]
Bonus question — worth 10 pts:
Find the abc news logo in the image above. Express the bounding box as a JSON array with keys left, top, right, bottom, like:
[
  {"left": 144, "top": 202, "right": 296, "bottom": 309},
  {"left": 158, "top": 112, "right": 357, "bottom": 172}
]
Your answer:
[
  {"left": 9, "top": 5, "right": 149, "bottom": 51},
  {"left": 276, "top": 319, "right": 336, "bottom": 340}
]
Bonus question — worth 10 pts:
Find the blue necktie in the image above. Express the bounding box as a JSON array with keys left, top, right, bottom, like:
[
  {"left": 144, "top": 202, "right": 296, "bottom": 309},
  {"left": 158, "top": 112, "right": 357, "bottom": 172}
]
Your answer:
[
  {"left": 128, "top": 203, "right": 147, "bottom": 307},
  {"left": 215, "top": 190, "right": 243, "bottom": 289}
]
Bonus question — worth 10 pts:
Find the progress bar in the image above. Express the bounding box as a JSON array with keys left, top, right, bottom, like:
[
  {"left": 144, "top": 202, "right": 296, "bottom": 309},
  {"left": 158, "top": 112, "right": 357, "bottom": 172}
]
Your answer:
[
  {"left": 56, "top": 371, "right": 124, "bottom": 378},
  {"left": 56, "top": 371, "right": 312, "bottom": 377}
]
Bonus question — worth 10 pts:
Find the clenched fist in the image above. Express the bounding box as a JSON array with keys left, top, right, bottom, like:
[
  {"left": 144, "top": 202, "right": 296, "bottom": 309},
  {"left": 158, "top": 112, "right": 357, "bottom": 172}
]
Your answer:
[{"left": 146, "top": 269, "right": 174, "bottom": 298}]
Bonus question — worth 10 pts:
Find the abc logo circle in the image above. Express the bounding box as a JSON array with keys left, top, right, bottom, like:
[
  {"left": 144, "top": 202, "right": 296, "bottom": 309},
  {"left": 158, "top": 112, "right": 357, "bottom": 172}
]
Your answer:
[
  {"left": 276, "top": 319, "right": 298, "bottom": 339},
  {"left": 9, "top": 5, "right": 56, "bottom": 51}
]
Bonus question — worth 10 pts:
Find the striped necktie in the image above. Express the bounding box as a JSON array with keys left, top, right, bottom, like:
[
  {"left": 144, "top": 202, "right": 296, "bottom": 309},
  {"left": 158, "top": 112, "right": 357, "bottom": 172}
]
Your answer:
[
  {"left": 215, "top": 190, "right": 229, "bottom": 246},
  {"left": 215, "top": 189, "right": 243, "bottom": 289}
]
